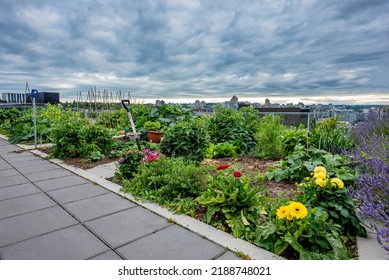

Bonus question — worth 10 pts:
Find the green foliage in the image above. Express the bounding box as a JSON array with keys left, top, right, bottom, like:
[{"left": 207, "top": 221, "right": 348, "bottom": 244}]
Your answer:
[
  {"left": 0, "top": 108, "right": 22, "bottom": 134},
  {"left": 309, "top": 117, "right": 355, "bottom": 153},
  {"left": 281, "top": 125, "right": 308, "bottom": 156},
  {"left": 51, "top": 119, "right": 114, "bottom": 159},
  {"left": 143, "top": 121, "right": 161, "bottom": 131},
  {"left": 208, "top": 107, "right": 257, "bottom": 154},
  {"left": 208, "top": 142, "right": 238, "bottom": 158},
  {"left": 115, "top": 148, "right": 144, "bottom": 179},
  {"left": 296, "top": 172, "right": 367, "bottom": 237},
  {"left": 195, "top": 168, "right": 266, "bottom": 239},
  {"left": 122, "top": 156, "right": 209, "bottom": 205},
  {"left": 266, "top": 144, "right": 357, "bottom": 184},
  {"left": 255, "top": 207, "right": 349, "bottom": 260},
  {"left": 161, "top": 118, "right": 210, "bottom": 162},
  {"left": 252, "top": 114, "right": 286, "bottom": 159}
]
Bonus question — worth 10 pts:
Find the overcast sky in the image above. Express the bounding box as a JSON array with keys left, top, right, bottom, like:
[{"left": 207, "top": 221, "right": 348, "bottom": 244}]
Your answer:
[{"left": 0, "top": 0, "right": 388, "bottom": 104}]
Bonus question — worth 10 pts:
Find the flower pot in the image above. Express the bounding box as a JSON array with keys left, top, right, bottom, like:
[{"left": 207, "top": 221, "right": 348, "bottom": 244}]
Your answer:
[{"left": 147, "top": 131, "right": 163, "bottom": 143}]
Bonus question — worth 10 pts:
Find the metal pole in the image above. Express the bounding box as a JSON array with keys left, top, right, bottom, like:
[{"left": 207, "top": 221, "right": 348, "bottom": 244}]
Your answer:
[{"left": 33, "top": 95, "right": 37, "bottom": 149}]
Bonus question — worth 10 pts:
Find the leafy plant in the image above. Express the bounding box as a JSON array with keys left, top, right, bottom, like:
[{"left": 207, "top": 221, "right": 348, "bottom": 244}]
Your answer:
[
  {"left": 207, "top": 107, "right": 257, "bottom": 154},
  {"left": 309, "top": 117, "right": 355, "bottom": 153},
  {"left": 296, "top": 166, "right": 367, "bottom": 237},
  {"left": 195, "top": 166, "right": 266, "bottom": 239},
  {"left": 208, "top": 142, "right": 238, "bottom": 158},
  {"left": 161, "top": 118, "right": 210, "bottom": 162},
  {"left": 281, "top": 125, "right": 308, "bottom": 156},
  {"left": 115, "top": 148, "right": 144, "bottom": 179},
  {"left": 255, "top": 206, "right": 349, "bottom": 260},
  {"left": 266, "top": 144, "right": 357, "bottom": 184},
  {"left": 252, "top": 114, "right": 286, "bottom": 159},
  {"left": 143, "top": 121, "right": 161, "bottom": 131},
  {"left": 121, "top": 156, "right": 209, "bottom": 205}
]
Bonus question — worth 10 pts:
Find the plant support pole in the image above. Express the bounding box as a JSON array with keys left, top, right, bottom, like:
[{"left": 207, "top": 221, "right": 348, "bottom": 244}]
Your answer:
[{"left": 30, "top": 89, "right": 39, "bottom": 150}]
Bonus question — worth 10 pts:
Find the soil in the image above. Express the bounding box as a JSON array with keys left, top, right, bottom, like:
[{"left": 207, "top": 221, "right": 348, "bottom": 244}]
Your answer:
[{"left": 202, "top": 156, "right": 296, "bottom": 198}]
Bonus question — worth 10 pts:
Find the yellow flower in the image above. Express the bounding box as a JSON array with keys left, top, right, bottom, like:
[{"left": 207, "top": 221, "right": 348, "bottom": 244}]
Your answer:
[
  {"left": 315, "top": 178, "right": 327, "bottom": 187},
  {"left": 276, "top": 205, "right": 291, "bottom": 220},
  {"left": 331, "top": 178, "right": 344, "bottom": 188},
  {"left": 314, "top": 166, "right": 326, "bottom": 174},
  {"left": 314, "top": 171, "right": 326, "bottom": 179},
  {"left": 288, "top": 202, "right": 308, "bottom": 219}
]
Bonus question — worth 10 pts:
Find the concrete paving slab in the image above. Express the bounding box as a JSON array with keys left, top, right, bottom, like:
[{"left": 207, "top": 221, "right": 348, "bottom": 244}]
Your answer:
[
  {"left": 0, "top": 163, "right": 12, "bottom": 171},
  {"left": 89, "top": 250, "right": 123, "bottom": 260},
  {"left": 1, "top": 151, "right": 33, "bottom": 160},
  {"left": 0, "top": 206, "right": 78, "bottom": 247},
  {"left": 17, "top": 162, "right": 62, "bottom": 174},
  {"left": 7, "top": 157, "right": 48, "bottom": 167},
  {"left": 47, "top": 183, "right": 109, "bottom": 204},
  {"left": 86, "top": 162, "right": 116, "bottom": 179},
  {"left": 0, "top": 183, "right": 41, "bottom": 201},
  {"left": 85, "top": 207, "right": 171, "bottom": 248},
  {"left": 357, "top": 232, "right": 389, "bottom": 260},
  {"left": 63, "top": 193, "right": 136, "bottom": 222},
  {"left": 23, "top": 169, "right": 73, "bottom": 182},
  {"left": 0, "top": 193, "right": 56, "bottom": 220},
  {"left": 216, "top": 251, "right": 242, "bottom": 260},
  {"left": 117, "top": 225, "right": 226, "bottom": 260},
  {"left": 0, "top": 224, "right": 110, "bottom": 260},
  {"left": 0, "top": 174, "right": 29, "bottom": 188},
  {"left": 0, "top": 168, "right": 20, "bottom": 178},
  {"left": 34, "top": 175, "right": 91, "bottom": 191},
  {"left": 0, "top": 146, "right": 22, "bottom": 154}
]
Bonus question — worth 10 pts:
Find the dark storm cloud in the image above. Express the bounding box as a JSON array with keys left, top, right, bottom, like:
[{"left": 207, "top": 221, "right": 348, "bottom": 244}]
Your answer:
[{"left": 0, "top": 0, "right": 388, "bottom": 104}]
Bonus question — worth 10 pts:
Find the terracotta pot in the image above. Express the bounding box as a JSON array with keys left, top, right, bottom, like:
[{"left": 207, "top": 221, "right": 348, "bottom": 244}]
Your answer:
[{"left": 147, "top": 131, "right": 163, "bottom": 143}]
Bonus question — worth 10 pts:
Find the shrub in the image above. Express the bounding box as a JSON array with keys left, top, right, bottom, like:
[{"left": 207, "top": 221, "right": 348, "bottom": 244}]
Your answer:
[
  {"left": 206, "top": 142, "right": 238, "bottom": 158},
  {"left": 252, "top": 114, "right": 286, "bottom": 159},
  {"left": 121, "top": 156, "right": 209, "bottom": 205},
  {"left": 161, "top": 118, "right": 210, "bottom": 162},
  {"left": 208, "top": 107, "right": 257, "bottom": 154}
]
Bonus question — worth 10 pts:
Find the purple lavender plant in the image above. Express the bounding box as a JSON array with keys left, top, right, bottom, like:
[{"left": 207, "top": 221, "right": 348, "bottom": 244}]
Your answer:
[{"left": 347, "top": 111, "right": 389, "bottom": 250}]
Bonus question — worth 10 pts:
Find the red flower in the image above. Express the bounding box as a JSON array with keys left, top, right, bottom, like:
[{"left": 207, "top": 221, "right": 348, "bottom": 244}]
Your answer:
[
  {"left": 233, "top": 171, "right": 242, "bottom": 178},
  {"left": 216, "top": 164, "right": 229, "bottom": 170},
  {"left": 147, "top": 153, "right": 159, "bottom": 162}
]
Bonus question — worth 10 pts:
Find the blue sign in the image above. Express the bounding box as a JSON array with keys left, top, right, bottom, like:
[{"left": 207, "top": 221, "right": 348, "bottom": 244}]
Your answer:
[{"left": 29, "top": 89, "right": 39, "bottom": 98}]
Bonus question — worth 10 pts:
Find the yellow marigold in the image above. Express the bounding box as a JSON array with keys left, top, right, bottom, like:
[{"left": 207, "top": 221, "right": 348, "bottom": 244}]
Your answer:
[
  {"left": 315, "top": 178, "right": 327, "bottom": 187},
  {"left": 331, "top": 178, "right": 344, "bottom": 188},
  {"left": 288, "top": 202, "right": 308, "bottom": 219},
  {"left": 314, "top": 166, "right": 326, "bottom": 174},
  {"left": 276, "top": 205, "right": 291, "bottom": 220},
  {"left": 314, "top": 171, "right": 326, "bottom": 179}
]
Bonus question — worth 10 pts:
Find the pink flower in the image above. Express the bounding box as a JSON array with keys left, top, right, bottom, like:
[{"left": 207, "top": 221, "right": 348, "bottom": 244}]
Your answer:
[
  {"left": 233, "top": 171, "right": 242, "bottom": 178},
  {"left": 216, "top": 164, "right": 229, "bottom": 170},
  {"left": 118, "top": 157, "right": 126, "bottom": 164},
  {"left": 147, "top": 153, "right": 158, "bottom": 162}
]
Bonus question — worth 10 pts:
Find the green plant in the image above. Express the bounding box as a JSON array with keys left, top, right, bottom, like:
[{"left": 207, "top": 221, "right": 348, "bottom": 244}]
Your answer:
[
  {"left": 266, "top": 144, "right": 357, "bottom": 184},
  {"left": 161, "top": 118, "right": 210, "bottom": 162},
  {"left": 252, "top": 114, "right": 286, "bottom": 159},
  {"left": 207, "top": 107, "right": 257, "bottom": 154},
  {"left": 144, "top": 120, "right": 161, "bottom": 131},
  {"left": 121, "top": 156, "right": 209, "bottom": 206},
  {"left": 195, "top": 166, "right": 266, "bottom": 239},
  {"left": 309, "top": 117, "right": 355, "bottom": 153},
  {"left": 295, "top": 166, "right": 367, "bottom": 237},
  {"left": 281, "top": 125, "right": 308, "bottom": 156},
  {"left": 255, "top": 205, "right": 349, "bottom": 260},
  {"left": 209, "top": 142, "right": 238, "bottom": 158},
  {"left": 115, "top": 148, "right": 144, "bottom": 179}
]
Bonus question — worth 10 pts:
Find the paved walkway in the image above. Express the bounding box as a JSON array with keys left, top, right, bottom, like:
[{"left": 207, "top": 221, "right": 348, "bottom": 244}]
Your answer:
[{"left": 0, "top": 139, "right": 281, "bottom": 260}]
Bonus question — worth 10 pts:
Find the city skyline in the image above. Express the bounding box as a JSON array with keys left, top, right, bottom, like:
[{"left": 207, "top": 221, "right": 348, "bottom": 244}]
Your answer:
[{"left": 1, "top": 0, "right": 388, "bottom": 105}]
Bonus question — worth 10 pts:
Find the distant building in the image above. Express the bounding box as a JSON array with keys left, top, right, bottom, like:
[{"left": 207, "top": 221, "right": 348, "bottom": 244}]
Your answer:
[
  {"left": 1, "top": 92, "right": 60, "bottom": 104},
  {"left": 231, "top": 95, "right": 238, "bottom": 109},
  {"left": 264, "top": 98, "right": 270, "bottom": 107},
  {"left": 156, "top": 99, "right": 165, "bottom": 107}
]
